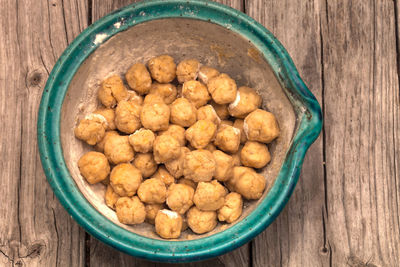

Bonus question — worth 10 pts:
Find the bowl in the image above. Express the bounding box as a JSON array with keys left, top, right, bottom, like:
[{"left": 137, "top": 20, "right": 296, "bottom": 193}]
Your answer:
[{"left": 37, "top": 0, "right": 322, "bottom": 263}]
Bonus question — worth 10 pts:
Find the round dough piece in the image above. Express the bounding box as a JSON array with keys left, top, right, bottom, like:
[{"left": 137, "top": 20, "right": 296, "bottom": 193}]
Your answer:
[
  {"left": 98, "top": 75, "right": 128, "bottom": 108},
  {"left": 214, "top": 125, "right": 241, "bottom": 153},
  {"left": 149, "top": 83, "right": 177, "bottom": 104},
  {"left": 133, "top": 153, "right": 158, "bottom": 178},
  {"left": 193, "top": 180, "right": 227, "bottom": 211},
  {"left": 95, "top": 130, "right": 119, "bottom": 152},
  {"left": 176, "top": 59, "right": 201, "bottom": 83},
  {"left": 155, "top": 209, "right": 183, "bottom": 239},
  {"left": 218, "top": 192, "right": 243, "bottom": 223},
  {"left": 115, "top": 196, "right": 146, "bottom": 225},
  {"left": 232, "top": 166, "right": 266, "bottom": 200},
  {"left": 212, "top": 150, "right": 234, "bottom": 181},
  {"left": 198, "top": 66, "right": 220, "bottom": 84},
  {"left": 165, "top": 147, "right": 190, "bottom": 178},
  {"left": 115, "top": 99, "right": 142, "bottom": 134},
  {"left": 137, "top": 178, "right": 167, "bottom": 204},
  {"left": 185, "top": 120, "right": 217, "bottom": 149},
  {"left": 152, "top": 166, "right": 175, "bottom": 186},
  {"left": 166, "top": 183, "right": 195, "bottom": 214},
  {"left": 197, "top": 105, "right": 221, "bottom": 125},
  {"left": 228, "top": 86, "right": 262, "bottom": 118},
  {"left": 140, "top": 102, "right": 170, "bottom": 132},
  {"left": 233, "top": 119, "right": 247, "bottom": 144},
  {"left": 207, "top": 73, "right": 237, "bottom": 104},
  {"left": 128, "top": 128, "right": 155, "bottom": 153},
  {"left": 93, "top": 108, "right": 116, "bottom": 130},
  {"left": 244, "top": 109, "right": 280, "bottom": 143},
  {"left": 143, "top": 93, "right": 165, "bottom": 105},
  {"left": 182, "top": 80, "right": 210, "bottom": 108},
  {"left": 158, "top": 124, "right": 186, "bottom": 146},
  {"left": 153, "top": 134, "right": 181, "bottom": 163},
  {"left": 145, "top": 203, "right": 164, "bottom": 224},
  {"left": 187, "top": 207, "right": 217, "bottom": 234},
  {"left": 105, "top": 185, "right": 120, "bottom": 210},
  {"left": 110, "top": 163, "right": 142, "bottom": 197},
  {"left": 211, "top": 100, "right": 230, "bottom": 120},
  {"left": 74, "top": 114, "right": 108, "bottom": 145},
  {"left": 125, "top": 63, "right": 152, "bottom": 95},
  {"left": 183, "top": 149, "right": 216, "bottom": 182},
  {"left": 240, "top": 141, "right": 271, "bottom": 168},
  {"left": 170, "top": 98, "right": 197, "bottom": 127},
  {"left": 78, "top": 151, "right": 110, "bottom": 184},
  {"left": 148, "top": 55, "right": 176, "bottom": 83},
  {"left": 104, "top": 135, "right": 134, "bottom": 164}
]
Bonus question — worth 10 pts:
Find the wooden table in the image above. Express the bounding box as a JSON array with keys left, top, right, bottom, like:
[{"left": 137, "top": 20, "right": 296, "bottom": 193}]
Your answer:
[{"left": 1, "top": 0, "right": 399, "bottom": 266}]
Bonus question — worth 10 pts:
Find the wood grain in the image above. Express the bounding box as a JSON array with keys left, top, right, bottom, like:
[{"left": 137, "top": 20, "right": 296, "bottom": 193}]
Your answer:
[
  {"left": 0, "top": 0, "right": 88, "bottom": 266},
  {"left": 89, "top": 0, "right": 249, "bottom": 266},
  {"left": 321, "top": 1, "right": 400, "bottom": 266},
  {"left": 246, "top": 1, "right": 328, "bottom": 266}
]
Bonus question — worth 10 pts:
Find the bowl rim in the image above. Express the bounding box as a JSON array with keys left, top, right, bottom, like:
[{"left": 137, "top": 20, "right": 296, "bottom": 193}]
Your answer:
[{"left": 37, "top": 0, "right": 322, "bottom": 263}]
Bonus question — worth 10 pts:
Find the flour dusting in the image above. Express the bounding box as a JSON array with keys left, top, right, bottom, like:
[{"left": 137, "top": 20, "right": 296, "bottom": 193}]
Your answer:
[{"left": 94, "top": 33, "right": 109, "bottom": 45}]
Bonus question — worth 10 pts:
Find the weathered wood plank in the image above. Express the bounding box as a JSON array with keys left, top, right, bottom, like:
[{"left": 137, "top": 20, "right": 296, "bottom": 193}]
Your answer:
[
  {"left": 89, "top": 0, "right": 249, "bottom": 266},
  {"left": 321, "top": 1, "right": 400, "bottom": 266},
  {"left": 246, "top": 1, "right": 327, "bottom": 266},
  {"left": 0, "top": 0, "right": 88, "bottom": 266}
]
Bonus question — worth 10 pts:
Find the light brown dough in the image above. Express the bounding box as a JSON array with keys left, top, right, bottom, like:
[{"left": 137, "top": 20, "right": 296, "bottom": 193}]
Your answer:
[
  {"left": 110, "top": 163, "right": 142, "bottom": 197},
  {"left": 115, "top": 196, "right": 146, "bottom": 225},
  {"left": 125, "top": 63, "right": 152, "bottom": 95},
  {"left": 78, "top": 151, "right": 110, "bottom": 184},
  {"left": 244, "top": 109, "right": 280, "bottom": 143}
]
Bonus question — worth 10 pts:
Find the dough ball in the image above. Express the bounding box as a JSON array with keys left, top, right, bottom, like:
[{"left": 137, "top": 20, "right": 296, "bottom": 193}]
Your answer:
[
  {"left": 128, "top": 128, "right": 155, "bottom": 153},
  {"left": 115, "top": 99, "right": 142, "bottom": 134},
  {"left": 182, "top": 80, "right": 210, "bottom": 108},
  {"left": 165, "top": 147, "right": 190, "bottom": 178},
  {"left": 211, "top": 100, "right": 230, "bottom": 120},
  {"left": 220, "top": 120, "right": 233, "bottom": 127},
  {"left": 228, "top": 86, "right": 262, "bottom": 118},
  {"left": 166, "top": 183, "right": 195, "bottom": 214},
  {"left": 207, "top": 73, "right": 237, "bottom": 104},
  {"left": 110, "top": 163, "right": 142, "bottom": 197},
  {"left": 176, "top": 59, "right": 201, "bottom": 83},
  {"left": 95, "top": 130, "right": 119, "bottom": 152},
  {"left": 185, "top": 120, "right": 217, "bottom": 149},
  {"left": 104, "top": 135, "right": 134, "bottom": 164},
  {"left": 187, "top": 207, "right": 217, "bottom": 234},
  {"left": 153, "top": 134, "right": 181, "bottom": 163},
  {"left": 178, "top": 178, "right": 197, "bottom": 190},
  {"left": 126, "top": 90, "right": 144, "bottom": 105},
  {"left": 183, "top": 149, "right": 216, "bottom": 182},
  {"left": 78, "top": 151, "right": 110, "bottom": 184},
  {"left": 93, "top": 108, "right": 116, "bottom": 130},
  {"left": 98, "top": 75, "right": 128, "bottom": 108},
  {"left": 140, "top": 102, "right": 170, "bottom": 132},
  {"left": 149, "top": 83, "right": 177, "bottom": 104},
  {"left": 152, "top": 166, "right": 175, "bottom": 186},
  {"left": 193, "top": 180, "right": 227, "bottom": 211},
  {"left": 133, "top": 153, "right": 158, "bottom": 178},
  {"left": 197, "top": 105, "right": 221, "bottom": 125},
  {"left": 148, "top": 55, "right": 176, "bottom": 83},
  {"left": 244, "top": 109, "right": 280, "bottom": 143},
  {"left": 233, "top": 119, "right": 247, "bottom": 144},
  {"left": 218, "top": 192, "right": 243, "bottom": 223},
  {"left": 137, "top": 178, "right": 167, "bottom": 204},
  {"left": 204, "top": 143, "right": 216, "bottom": 152},
  {"left": 115, "top": 196, "right": 146, "bottom": 225},
  {"left": 212, "top": 150, "right": 234, "bottom": 182},
  {"left": 240, "top": 141, "right": 271, "bottom": 168},
  {"left": 143, "top": 93, "right": 165, "bottom": 105},
  {"left": 232, "top": 166, "right": 266, "bottom": 200},
  {"left": 125, "top": 63, "right": 152, "bottom": 95},
  {"left": 214, "top": 125, "right": 241, "bottom": 153},
  {"left": 170, "top": 98, "right": 197, "bottom": 127},
  {"left": 145, "top": 203, "right": 164, "bottom": 224},
  {"left": 74, "top": 114, "right": 108, "bottom": 145},
  {"left": 105, "top": 185, "right": 120, "bottom": 210},
  {"left": 198, "top": 66, "right": 220, "bottom": 84},
  {"left": 155, "top": 209, "right": 183, "bottom": 239},
  {"left": 158, "top": 124, "right": 186, "bottom": 146}
]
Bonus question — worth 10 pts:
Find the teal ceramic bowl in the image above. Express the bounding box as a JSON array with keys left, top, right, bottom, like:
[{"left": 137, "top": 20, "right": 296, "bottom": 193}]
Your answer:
[{"left": 38, "top": 0, "right": 322, "bottom": 263}]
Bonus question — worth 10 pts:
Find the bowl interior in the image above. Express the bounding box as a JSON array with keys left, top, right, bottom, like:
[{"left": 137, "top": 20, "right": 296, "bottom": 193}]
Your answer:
[{"left": 61, "top": 18, "right": 295, "bottom": 240}]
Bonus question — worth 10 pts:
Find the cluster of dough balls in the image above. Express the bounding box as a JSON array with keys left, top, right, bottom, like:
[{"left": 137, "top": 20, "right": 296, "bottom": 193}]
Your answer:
[{"left": 74, "top": 55, "right": 280, "bottom": 239}]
